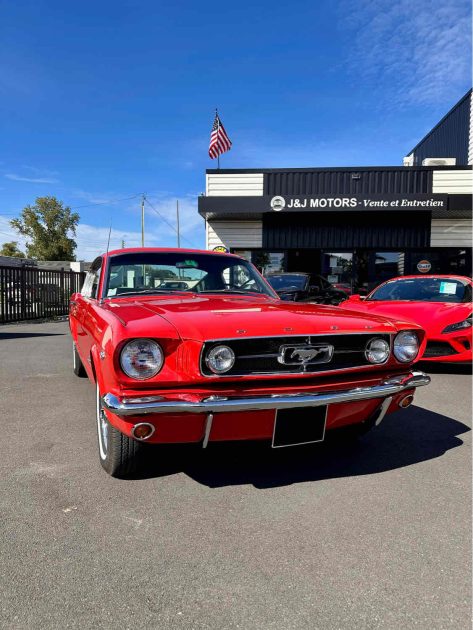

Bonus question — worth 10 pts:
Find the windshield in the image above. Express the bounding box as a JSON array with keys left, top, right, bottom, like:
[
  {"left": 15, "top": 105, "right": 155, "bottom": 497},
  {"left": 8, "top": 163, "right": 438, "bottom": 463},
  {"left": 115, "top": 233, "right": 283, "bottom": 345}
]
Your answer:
[
  {"left": 105, "top": 252, "right": 277, "bottom": 298},
  {"left": 369, "top": 277, "right": 472, "bottom": 303},
  {"left": 266, "top": 274, "right": 308, "bottom": 291}
]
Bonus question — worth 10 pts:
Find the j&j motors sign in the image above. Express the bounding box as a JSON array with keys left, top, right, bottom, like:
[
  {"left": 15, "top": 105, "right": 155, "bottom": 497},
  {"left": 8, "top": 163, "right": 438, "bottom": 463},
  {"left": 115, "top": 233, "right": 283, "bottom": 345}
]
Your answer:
[
  {"left": 269, "top": 195, "right": 448, "bottom": 211},
  {"left": 199, "top": 193, "right": 456, "bottom": 218},
  {"left": 198, "top": 192, "right": 468, "bottom": 218}
]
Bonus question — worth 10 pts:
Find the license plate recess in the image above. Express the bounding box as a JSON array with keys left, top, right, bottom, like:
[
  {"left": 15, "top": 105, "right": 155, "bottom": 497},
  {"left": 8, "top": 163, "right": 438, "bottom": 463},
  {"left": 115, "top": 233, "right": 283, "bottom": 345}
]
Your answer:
[{"left": 272, "top": 405, "right": 327, "bottom": 448}]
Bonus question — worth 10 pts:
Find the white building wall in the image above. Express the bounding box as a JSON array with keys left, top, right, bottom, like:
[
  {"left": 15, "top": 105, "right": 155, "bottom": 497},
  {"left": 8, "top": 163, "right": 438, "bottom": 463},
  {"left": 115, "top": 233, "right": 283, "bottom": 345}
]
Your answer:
[
  {"left": 206, "top": 173, "right": 264, "bottom": 196},
  {"left": 206, "top": 221, "right": 263, "bottom": 250},
  {"left": 430, "top": 218, "right": 472, "bottom": 247},
  {"left": 432, "top": 170, "right": 473, "bottom": 193}
]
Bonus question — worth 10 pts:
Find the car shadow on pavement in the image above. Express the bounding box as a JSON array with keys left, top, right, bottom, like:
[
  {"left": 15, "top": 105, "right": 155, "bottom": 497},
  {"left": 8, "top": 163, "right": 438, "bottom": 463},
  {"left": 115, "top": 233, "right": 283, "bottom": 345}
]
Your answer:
[
  {"left": 417, "top": 361, "right": 472, "bottom": 376},
  {"left": 133, "top": 405, "right": 470, "bottom": 489},
  {"left": 0, "top": 332, "right": 65, "bottom": 340}
]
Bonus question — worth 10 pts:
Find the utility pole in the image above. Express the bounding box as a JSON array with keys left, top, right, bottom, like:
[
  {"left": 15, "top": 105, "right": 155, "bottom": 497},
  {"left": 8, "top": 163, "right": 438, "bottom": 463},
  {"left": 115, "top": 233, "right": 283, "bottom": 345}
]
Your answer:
[
  {"left": 176, "top": 199, "right": 181, "bottom": 248},
  {"left": 141, "top": 194, "right": 146, "bottom": 247}
]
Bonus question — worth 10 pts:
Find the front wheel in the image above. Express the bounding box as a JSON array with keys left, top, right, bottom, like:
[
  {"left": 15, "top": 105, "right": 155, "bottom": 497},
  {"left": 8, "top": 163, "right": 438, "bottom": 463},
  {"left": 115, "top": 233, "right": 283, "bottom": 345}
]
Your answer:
[{"left": 96, "top": 384, "right": 145, "bottom": 477}]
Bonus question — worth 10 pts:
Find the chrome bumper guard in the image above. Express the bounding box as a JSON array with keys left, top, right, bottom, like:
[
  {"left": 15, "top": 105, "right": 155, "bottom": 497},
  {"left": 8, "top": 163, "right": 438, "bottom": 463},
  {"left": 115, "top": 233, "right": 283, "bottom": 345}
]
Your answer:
[{"left": 102, "top": 371, "right": 430, "bottom": 417}]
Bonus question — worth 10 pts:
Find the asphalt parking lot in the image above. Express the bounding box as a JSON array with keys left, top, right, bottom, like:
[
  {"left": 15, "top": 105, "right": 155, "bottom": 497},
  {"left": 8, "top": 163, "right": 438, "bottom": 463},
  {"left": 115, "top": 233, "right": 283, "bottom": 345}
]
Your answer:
[{"left": 0, "top": 321, "right": 471, "bottom": 630}]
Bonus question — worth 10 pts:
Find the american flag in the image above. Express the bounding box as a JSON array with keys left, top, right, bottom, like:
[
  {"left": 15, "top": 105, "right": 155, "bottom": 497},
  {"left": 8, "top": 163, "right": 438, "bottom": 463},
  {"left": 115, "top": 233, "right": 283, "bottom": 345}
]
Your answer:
[{"left": 208, "top": 112, "right": 232, "bottom": 159}]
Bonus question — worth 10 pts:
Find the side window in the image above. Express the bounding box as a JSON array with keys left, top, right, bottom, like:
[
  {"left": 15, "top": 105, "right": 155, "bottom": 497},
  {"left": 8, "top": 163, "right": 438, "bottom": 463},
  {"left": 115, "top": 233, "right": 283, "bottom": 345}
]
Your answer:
[
  {"left": 226, "top": 264, "right": 257, "bottom": 291},
  {"left": 81, "top": 258, "right": 102, "bottom": 299},
  {"left": 309, "top": 276, "right": 321, "bottom": 290},
  {"left": 81, "top": 272, "right": 94, "bottom": 298},
  {"left": 90, "top": 265, "right": 102, "bottom": 299}
]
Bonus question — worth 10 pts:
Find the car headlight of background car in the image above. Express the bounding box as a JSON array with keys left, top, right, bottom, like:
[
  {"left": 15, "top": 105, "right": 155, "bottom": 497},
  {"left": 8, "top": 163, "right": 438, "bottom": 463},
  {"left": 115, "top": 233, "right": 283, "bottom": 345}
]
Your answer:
[
  {"left": 120, "top": 339, "right": 164, "bottom": 379},
  {"left": 393, "top": 331, "right": 419, "bottom": 363},
  {"left": 365, "top": 337, "right": 390, "bottom": 364},
  {"left": 205, "top": 345, "right": 235, "bottom": 374},
  {"left": 442, "top": 315, "right": 472, "bottom": 334}
]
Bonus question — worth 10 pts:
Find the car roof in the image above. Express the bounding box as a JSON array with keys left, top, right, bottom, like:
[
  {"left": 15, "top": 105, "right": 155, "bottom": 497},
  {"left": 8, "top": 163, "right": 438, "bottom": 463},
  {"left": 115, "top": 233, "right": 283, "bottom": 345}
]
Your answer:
[
  {"left": 383, "top": 274, "right": 472, "bottom": 282},
  {"left": 103, "top": 247, "right": 242, "bottom": 259}
]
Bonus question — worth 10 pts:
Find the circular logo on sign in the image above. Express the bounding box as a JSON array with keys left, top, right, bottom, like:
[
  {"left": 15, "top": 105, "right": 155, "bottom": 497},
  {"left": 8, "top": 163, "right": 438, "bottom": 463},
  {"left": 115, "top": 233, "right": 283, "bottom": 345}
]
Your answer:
[
  {"left": 213, "top": 245, "right": 228, "bottom": 253},
  {"left": 270, "top": 196, "right": 286, "bottom": 212},
  {"left": 417, "top": 260, "right": 431, "bottom": 273}
]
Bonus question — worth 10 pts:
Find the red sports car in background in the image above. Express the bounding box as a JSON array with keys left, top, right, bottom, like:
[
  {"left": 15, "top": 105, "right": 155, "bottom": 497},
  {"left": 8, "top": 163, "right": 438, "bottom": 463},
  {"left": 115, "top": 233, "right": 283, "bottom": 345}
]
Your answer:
[{"left": 343, "top": 275, "right": 472, "bottom": 362}]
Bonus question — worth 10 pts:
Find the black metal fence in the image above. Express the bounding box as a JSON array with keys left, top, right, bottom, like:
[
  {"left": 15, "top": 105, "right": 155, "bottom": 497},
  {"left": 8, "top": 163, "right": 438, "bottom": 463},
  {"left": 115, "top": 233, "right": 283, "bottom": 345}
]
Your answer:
[{"left": 0, "top": 265, "right": 86, "bottom": 324}]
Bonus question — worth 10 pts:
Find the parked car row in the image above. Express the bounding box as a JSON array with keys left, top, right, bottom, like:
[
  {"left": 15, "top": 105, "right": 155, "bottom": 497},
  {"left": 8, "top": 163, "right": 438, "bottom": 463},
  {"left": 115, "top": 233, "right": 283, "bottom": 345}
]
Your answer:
[
  {"left": 265, "top": 272, "right": 349, "bottom": 305},
  {"left": 265, "top": 271, "right": 472, "bottom": 363},
  {"left": 70, "top": 248, "right": 441, "bottom": 478}
]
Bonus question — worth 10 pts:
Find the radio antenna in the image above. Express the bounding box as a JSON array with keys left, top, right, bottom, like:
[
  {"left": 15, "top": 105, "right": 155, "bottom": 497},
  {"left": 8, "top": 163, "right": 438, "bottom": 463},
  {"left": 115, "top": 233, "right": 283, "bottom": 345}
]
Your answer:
[
  {"left": 100, "top": 219, "right": 113, "bottom": 306},
  {"left": 106, "top": 218, "right": 112, "bottom": 254}
]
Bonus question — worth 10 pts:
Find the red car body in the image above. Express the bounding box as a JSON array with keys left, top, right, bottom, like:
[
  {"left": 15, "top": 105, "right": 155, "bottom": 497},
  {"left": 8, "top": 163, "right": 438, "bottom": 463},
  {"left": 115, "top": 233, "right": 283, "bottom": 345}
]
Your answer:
[
  {"left": 69, "top": 248, "right": 430, "bottom": 477},
  {"left": 343, "top": 275, "right": 472, "bottom": 363}
]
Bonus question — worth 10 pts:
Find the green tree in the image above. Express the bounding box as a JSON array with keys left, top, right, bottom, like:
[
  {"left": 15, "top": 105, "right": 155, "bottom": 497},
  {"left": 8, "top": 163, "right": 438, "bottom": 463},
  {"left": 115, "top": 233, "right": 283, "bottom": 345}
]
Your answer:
[
  {"left": 0, "top": 241, "right": 25, "bottom": 257},
  {"left": 10, "top": 196, "right": 79, "bottom": 261}
]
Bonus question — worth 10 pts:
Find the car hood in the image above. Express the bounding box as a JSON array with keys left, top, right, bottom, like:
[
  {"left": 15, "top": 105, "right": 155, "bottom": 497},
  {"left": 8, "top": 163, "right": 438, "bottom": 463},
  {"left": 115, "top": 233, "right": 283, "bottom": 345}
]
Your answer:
[
  {"left": 343, "top": 299, "right": 472, "bottom": 335},
  {"left": 103, "top": 294, "right": 409, "bottom": 341}
]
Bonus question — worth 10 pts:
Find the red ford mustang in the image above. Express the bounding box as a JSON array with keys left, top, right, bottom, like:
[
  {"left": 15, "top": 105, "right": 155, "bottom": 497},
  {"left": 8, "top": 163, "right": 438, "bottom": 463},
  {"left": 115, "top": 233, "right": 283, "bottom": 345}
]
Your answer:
[
  {"left": 343, "top": 275, "right": 472, "bottom": 363},
  {"left": 69, "top": 248, "right": 430, "bottom": 477}
]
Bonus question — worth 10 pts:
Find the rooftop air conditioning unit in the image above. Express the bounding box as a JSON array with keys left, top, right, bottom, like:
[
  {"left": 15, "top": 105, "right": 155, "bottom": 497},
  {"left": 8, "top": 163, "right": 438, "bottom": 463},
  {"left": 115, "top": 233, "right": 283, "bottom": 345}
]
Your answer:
[{"left": 422, "top": 158, "right": 457, "bottom": 166}]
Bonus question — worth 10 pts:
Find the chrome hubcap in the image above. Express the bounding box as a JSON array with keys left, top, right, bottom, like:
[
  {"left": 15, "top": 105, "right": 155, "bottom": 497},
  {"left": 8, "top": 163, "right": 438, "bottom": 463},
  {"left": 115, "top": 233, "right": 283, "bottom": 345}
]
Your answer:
[
  {"left": 100, "top": 409, "right": 108, "bottom": 454},
  {"left": 97, "top": 387, "right": 109, "bottom": 460}
]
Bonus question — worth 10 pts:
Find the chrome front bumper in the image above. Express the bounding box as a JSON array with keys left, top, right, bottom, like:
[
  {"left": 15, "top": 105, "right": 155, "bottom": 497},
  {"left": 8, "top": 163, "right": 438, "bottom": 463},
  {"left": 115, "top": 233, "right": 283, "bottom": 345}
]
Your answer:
[{"left": 102, "top": 371, "right": 430, "bottom": 417}]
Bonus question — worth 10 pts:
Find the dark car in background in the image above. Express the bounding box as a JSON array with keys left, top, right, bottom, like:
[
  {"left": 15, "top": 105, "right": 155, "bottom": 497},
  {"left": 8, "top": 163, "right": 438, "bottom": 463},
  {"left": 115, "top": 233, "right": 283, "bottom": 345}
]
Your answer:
[{"left": 266, "top": 272, "right": 349, "bottom": 305}]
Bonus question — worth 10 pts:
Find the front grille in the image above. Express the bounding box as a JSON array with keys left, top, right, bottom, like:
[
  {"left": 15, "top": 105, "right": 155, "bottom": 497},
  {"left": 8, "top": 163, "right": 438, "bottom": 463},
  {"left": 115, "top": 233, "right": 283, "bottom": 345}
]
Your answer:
[
  {"left": 201, "top": 334, "right": 392, "bottom": 376},
  {"left": 423, "top": 341, "right": 458, "bottom": 358}
]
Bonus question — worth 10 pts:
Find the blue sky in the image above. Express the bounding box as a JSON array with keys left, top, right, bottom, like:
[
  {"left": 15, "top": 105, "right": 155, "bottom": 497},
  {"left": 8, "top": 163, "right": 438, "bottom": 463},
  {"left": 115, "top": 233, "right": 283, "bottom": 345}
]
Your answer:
[{"left": 0, "top": 0, "right": 471, "bottom": 259}]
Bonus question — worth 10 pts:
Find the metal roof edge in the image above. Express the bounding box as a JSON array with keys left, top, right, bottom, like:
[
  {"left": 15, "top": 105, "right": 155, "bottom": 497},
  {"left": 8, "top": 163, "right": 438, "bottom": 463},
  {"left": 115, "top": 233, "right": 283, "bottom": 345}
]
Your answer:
[
  {"left": 206, "top": 165, "right": 472, "bottom": 174},
  {"left": 407, "top": 88, "right": 473, "bottom": 156}
]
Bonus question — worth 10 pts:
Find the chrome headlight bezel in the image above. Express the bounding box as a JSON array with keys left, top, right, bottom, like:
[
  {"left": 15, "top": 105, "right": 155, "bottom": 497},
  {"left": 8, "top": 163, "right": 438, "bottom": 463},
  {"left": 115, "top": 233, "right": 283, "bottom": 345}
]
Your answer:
[
  {"left": 205, "top": 345, "right": 236, "bottom": 374},
  {"left": 119, "top": 338, "right": 164, "bottom": 380},
  {"left": 393, "top": 331, "right": 420, "bottom": 363},
  {"left": 365, "top": 337, "right": 391, "bottom": 364}
]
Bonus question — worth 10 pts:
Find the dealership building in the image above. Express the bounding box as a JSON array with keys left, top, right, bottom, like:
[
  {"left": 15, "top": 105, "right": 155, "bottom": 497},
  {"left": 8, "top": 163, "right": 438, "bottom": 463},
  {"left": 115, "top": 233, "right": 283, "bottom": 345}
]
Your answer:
[{"left": 199, "top": 89, "right": 472, "bottom": 291}]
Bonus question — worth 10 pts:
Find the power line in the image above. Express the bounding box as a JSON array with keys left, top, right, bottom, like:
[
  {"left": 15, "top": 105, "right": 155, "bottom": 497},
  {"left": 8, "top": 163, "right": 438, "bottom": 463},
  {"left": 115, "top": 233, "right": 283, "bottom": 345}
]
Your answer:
[
  {"left": 0, "top": 193, "right": 143, "bottom": 219},
  {"left": 69, "top": 194, "right": 142, "bottom": 210},
  {"left": 144, "top": 198, "right": 198, "bottom": 248}
]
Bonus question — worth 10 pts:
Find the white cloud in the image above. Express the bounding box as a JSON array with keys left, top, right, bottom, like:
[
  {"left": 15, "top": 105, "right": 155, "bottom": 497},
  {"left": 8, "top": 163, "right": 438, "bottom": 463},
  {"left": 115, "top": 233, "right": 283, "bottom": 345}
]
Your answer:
[
  {"left": 339, "top": 0, "right": 471, "bottom": 107},
  {"left": 5, "top": 173, "right": 59, "bottom": 184},
  {"left": 0, "top": 216, "right": 27, "bottom": 251}
]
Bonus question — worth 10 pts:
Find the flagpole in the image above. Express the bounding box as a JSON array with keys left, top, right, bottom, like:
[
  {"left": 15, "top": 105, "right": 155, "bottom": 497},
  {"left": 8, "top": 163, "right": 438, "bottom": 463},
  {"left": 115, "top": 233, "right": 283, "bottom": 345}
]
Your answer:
[{"left": 216, "top": 108, "right": 220, "bottom": 170}]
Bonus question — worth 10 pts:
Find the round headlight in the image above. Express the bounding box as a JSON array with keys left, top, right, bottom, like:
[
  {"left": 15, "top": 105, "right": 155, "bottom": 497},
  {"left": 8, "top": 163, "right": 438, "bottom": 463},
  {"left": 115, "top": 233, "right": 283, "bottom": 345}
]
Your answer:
[
  {"left": 206, "top": 345, "right": 235, "bottom": 374},
  {"left": 365, "top": 338, "right": 390, "bottom": 364},
  {"left": 393, "top": 331, "right": 419, "bottom": 363},
  {"left": 120, "top": 339, "right": 164, "bottom": 379}
]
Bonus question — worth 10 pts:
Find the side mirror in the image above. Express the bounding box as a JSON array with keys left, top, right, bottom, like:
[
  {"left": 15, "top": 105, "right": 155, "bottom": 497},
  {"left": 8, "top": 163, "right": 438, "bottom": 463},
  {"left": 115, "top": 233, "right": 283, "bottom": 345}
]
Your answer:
[
  {"left": 350, "top": 294, "right": 366, "bottom": 301},
  {"left": 309, "top": 285, "right": 320, "bottom": 295}
]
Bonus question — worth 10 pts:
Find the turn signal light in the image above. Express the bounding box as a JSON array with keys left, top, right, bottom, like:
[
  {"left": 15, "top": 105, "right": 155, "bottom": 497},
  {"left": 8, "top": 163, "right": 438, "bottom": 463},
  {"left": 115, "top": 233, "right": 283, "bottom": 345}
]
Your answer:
[
  {"left": 398, "top": 394, "right": 414, "bottom": 409},
  {"left": 131, "top": 423, "right": 155, "bottom": 440}
]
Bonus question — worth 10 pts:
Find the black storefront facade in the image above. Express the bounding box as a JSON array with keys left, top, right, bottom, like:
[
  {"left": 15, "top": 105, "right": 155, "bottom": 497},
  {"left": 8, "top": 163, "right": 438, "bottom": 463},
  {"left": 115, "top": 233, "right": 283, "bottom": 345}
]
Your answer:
[{"left": 198, "top": 165, "right": 472, "bottom": 292}]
